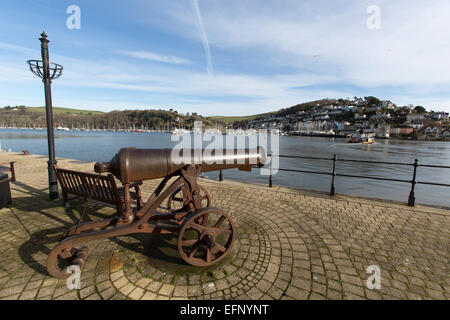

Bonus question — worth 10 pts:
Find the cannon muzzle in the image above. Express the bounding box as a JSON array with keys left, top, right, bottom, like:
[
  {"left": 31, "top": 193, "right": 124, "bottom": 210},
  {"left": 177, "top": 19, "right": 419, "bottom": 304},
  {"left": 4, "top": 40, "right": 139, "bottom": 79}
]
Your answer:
[{"left": 95, "top": 147, "right": 266, "bottom": 183}]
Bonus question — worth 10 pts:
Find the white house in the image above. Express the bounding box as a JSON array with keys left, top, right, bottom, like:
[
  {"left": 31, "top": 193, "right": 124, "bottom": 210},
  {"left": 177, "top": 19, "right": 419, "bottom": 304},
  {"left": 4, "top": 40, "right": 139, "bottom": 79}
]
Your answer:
[
  {"left": 430, "top": 112, "right": 449, "bottom": 120},
  {"left": 406, "top": 114, "right": 425, "bottom": 123},
  {"left": 382, "top": 101, "right": 396, "bottom": 109},
  {"left": 371, "top": 113, "right": 391, "bottom": 121},
  {"left": 425, "top": 126, "right": 439, "bottom": 135},
  {"left": 409, "top": 123, "right": 423, "bottom": 129}
]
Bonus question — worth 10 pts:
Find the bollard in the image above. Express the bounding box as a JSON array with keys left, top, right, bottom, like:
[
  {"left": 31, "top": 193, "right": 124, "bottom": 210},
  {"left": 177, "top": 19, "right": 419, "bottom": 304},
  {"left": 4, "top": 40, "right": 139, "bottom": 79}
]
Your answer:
[
  {"left": 408, "top": 159, "right": 418, "bottom": 206},
  {"left": 269, "top": 155, "right": 273, "bottom": 187},
  {"left": 330, "top": 154, "right": 336, "bottom": 196}
]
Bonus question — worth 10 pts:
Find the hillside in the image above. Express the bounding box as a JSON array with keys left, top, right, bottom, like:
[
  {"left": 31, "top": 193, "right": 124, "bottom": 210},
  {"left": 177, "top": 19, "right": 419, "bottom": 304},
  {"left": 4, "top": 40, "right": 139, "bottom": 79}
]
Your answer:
[
  {"left": 26, "top": 107, "right": 104, "bottom": 115},
  {"left": 0, "top": 105, "right": 223, "bottom": 130},
  {"left": 212, "top": 99, "right": 346, "bottom": 126},
  {"left": 210, "top": 112, "right": 275, "bottom": 124},
  {"left": 273, "top": 99, "right": 341, "bottom": 116}
]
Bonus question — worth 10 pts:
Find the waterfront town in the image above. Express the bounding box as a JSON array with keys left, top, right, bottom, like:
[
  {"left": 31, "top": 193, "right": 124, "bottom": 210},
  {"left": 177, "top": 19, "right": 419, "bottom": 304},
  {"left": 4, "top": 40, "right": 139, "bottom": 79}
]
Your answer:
[
  {"left": 2, "top": 96, "right": 450, "bottom": 141},
  {"left": 231, "top": 97, "right": 450, "bottom": 141}
]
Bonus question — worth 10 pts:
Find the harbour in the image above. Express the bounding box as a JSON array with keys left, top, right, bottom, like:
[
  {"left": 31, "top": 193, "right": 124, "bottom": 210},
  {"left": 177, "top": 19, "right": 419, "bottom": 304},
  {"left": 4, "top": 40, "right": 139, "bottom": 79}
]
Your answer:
[{"left": 1, "top": 128, "right": 449, "bottom": 208}]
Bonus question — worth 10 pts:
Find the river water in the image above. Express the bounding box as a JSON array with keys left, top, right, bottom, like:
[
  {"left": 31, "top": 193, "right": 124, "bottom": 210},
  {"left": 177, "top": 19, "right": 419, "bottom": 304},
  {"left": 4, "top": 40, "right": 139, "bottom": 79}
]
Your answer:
[{"left": 1, "top": 128, "right": 449, "bottom": 208}]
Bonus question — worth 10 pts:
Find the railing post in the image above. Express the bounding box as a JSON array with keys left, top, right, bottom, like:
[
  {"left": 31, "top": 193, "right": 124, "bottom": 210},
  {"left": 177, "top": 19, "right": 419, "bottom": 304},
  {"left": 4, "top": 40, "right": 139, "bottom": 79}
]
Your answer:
[
  {"left": 330, "top": 154, "right": 336, "bottom": 196},
  {"left": 408, "top": 159, "right": 418, "bottom": 206},
  {"left": 269, "top": 155, "right": 273, "bottom": 188},
  {"left": 219, "top": 169, "right": 223, "bottom": 182}
]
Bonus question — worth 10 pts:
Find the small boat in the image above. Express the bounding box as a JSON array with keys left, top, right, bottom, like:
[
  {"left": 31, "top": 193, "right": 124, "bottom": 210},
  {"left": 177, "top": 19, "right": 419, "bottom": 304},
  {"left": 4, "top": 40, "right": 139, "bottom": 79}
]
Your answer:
[
  {"left": 172, "top": 128, "right": 191, "bottom": 136},
  {"left": 348, "top": 133, "right": 375, "bottom": 144},
  {"left": 362, "top": 134, "right": 375, "bottom": 144}
]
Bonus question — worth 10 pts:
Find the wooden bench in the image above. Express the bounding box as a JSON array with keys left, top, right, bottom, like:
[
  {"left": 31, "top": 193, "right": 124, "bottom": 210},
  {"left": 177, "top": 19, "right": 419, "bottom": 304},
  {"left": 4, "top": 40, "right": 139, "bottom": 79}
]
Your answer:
[
  {"left": 0, "top": 162, "right": 15, "bottom": 182},
  {"left": 53, "top": 165, "right": 143, "bottom": 216}
]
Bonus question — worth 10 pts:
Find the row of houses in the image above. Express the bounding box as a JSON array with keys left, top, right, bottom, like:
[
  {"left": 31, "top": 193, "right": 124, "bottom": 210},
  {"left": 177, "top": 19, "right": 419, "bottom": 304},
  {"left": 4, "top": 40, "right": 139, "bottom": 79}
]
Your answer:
[
  {"left": 406, "top": 112, "right": 449, "bottom": 123},
  {"left": 422, "top": 126, "right": 450, "bottom": 138},
  {"left": 237, "top": 98, "right": 449, "bottom": 139}
]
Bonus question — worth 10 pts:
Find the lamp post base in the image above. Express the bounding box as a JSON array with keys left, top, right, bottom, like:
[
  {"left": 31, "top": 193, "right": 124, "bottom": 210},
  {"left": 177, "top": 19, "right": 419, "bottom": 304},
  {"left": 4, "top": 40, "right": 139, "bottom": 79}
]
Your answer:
[{"left": 48, "top": 160, "right": 59, "bottom": 200}]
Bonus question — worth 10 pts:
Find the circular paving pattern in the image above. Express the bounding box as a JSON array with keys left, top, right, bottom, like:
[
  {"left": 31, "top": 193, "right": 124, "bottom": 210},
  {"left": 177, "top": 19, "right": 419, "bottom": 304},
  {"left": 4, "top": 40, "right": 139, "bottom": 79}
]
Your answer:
[
  {"left": 89, "top": 184, "right": 358, "bottom": 300},
  {"left": 1, "top": 155, "right": 449, "bottom": 300}
]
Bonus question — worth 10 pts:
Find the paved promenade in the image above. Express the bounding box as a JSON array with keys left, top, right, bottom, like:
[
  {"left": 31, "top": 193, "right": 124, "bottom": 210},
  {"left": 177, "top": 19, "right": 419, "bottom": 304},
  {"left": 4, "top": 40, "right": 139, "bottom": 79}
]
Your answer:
[{"left": 0, "top": 151, "right": 448, "bottom": 300}]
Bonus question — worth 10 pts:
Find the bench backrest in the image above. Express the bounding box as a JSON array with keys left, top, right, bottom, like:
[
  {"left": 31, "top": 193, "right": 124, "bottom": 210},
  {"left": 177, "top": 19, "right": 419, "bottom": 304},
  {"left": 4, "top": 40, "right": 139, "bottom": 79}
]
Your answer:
[
  {"left": 54, "top": 166, "right": 120, "bottom": 205},
  {"left": 0, "top": 162, "right": 15, "bottom": 182},
  {"left": 0, "top": 166, "right": 10, "bottom": 173}
]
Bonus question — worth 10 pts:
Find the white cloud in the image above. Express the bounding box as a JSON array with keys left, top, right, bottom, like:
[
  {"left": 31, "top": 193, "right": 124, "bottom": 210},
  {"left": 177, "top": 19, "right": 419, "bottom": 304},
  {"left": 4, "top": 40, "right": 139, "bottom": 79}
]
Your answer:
[
  {"left": 191, "top": 0, "right": 213, "bottom": 75},
  {"left": 2, "top": 0, "right": 450, "bottom": 114},
  {"left": 0, "top": 42, "right": 37, "bottom": 54},
  {"left": 117, "top": 50, "right": 191, "bottom": 64},
  {"left": 2, "top": 44, "right": 450, "bottom": 115},
  {"left": 137, "top": 1, "right": 450, "bottom": 88}
]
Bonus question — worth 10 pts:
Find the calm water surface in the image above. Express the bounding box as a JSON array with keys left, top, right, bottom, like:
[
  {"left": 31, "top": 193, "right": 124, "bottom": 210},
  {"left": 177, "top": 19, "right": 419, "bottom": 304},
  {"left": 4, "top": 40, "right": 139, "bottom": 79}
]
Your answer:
[{"left": 1, "top": 128, "right": 449, "bottom": 207}]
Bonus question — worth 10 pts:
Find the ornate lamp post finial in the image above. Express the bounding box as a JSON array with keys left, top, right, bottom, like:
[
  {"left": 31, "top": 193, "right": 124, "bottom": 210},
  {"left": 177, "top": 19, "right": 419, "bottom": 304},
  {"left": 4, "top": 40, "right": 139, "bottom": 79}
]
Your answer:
[{"left": 27, "top": 32, "right": 63, "bottom": 200}]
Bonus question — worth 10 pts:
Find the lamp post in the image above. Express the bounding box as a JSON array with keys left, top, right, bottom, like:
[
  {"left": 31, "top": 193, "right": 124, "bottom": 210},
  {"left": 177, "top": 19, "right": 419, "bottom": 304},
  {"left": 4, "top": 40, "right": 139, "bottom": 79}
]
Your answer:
[{"left": 27, "top": 32, "right": 63, "bottom": 199}]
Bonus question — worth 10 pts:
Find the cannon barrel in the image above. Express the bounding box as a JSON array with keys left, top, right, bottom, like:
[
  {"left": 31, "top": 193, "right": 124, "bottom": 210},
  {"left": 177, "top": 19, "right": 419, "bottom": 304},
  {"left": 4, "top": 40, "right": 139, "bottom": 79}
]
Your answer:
[{"left": 94, "top": 147, "right": 266, "bottom": 184}]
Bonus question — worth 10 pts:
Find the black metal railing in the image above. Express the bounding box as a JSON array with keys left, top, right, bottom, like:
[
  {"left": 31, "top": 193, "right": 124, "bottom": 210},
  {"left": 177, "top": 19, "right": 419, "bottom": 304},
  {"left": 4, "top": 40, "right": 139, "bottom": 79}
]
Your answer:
[{"left": 218, "top": 154, "right": 450, "bottom": 207}]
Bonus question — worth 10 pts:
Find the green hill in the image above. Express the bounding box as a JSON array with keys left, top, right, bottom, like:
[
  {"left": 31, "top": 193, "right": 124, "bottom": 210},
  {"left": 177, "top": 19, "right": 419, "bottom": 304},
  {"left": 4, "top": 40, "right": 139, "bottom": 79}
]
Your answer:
[
  {"left": 210, "top": 112, "right": 275, "bottom": 124},
  {"left": 26, "top": 107, "right": 104, "bottom": 115},
  {"left": 1, "top": 106, "right": 220, "bottom": 130}
]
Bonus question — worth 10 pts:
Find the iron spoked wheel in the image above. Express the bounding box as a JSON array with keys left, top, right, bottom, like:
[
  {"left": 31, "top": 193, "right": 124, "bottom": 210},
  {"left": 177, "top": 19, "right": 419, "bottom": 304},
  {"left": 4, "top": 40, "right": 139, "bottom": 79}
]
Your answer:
[
  {"left": 46, "top": 243, "right": 89, "bottom": 279},
  {"left": 167, "top": 184, "right": 211, "bottom": 212},
  {"left": 177, "top": 207, "right": 235, "bottom": 267}
]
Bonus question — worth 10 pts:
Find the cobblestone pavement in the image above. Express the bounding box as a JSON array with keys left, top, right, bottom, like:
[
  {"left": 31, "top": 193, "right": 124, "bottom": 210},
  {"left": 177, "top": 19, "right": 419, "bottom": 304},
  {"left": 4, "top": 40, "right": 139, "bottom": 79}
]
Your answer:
[{"left": 0, "top": 151, "right": 449, "bottom": 300}]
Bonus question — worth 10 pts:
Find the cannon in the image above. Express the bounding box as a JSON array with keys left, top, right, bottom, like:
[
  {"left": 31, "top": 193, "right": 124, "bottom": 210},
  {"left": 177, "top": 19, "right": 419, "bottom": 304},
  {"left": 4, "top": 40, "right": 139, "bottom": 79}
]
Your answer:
[{"left": 47, "top": 147, "right": 266, "bottom": 278}]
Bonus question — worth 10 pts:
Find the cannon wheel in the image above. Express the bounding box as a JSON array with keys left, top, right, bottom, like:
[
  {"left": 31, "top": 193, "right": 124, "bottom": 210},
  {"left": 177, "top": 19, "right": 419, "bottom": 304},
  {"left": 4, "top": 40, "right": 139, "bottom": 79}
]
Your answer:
[
  {"left": 167, "top": 184, "right": 211, "bottom": 212},
  {"left": 46, "top": 244, "right": 89, "bottom": 279},
  {"left": 177, "top": 207, "right": 235, "bottom": 267}
]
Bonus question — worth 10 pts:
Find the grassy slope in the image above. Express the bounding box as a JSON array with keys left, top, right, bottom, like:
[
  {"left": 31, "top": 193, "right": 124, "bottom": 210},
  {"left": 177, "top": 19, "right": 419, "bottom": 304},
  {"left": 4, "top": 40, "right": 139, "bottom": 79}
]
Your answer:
[
  {"left": 26, "top": 106, "right": 273, "bottom": 122},
  {"left": 26, "top": 107, "right": 104, "bottom": 115},
  {"left": 210, "top": 112, "right": 275, "bottom": 124}
]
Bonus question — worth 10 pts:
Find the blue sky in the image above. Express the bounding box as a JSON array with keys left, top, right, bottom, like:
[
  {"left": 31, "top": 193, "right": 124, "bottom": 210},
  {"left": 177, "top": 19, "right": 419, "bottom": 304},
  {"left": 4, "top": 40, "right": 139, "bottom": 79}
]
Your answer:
[{"left": 1, "top": 0, "right": 450, "bottom": 115}]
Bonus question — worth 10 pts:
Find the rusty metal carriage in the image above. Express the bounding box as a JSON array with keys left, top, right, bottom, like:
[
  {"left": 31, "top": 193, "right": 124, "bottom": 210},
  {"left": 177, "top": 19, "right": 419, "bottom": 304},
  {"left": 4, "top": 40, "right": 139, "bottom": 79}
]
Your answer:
[{"left": 47, "top": 147, "right": 266, "bottom": 278}]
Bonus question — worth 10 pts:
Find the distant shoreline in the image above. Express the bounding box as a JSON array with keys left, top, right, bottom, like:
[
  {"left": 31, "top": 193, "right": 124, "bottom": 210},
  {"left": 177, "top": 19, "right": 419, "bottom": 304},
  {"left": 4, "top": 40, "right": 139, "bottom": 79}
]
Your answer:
[{"left": 1, "top": 126, "right": 449, "bottom": 142}]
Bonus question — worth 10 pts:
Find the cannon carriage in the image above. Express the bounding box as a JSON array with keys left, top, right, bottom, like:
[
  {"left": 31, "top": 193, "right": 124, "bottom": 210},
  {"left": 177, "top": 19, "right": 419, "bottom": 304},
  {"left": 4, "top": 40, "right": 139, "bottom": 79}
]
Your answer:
[{"left": 47, "top": 147, "right": 266, "bottom": 278}]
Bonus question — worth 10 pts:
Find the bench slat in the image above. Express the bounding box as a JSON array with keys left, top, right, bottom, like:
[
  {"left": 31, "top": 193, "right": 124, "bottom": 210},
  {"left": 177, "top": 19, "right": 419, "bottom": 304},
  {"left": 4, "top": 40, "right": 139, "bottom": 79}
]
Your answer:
[
  {"left": 97, "top": 176, "right": 107, "bottom": 200},
  {"left": 75, "top": 174, "right": 85, "bottom": 194},
  {"left": 100, "top": 178, "right": 111, "bottom": 201},
  {"left": 63, "top": 172, "right": 75, "bottom": 192}
]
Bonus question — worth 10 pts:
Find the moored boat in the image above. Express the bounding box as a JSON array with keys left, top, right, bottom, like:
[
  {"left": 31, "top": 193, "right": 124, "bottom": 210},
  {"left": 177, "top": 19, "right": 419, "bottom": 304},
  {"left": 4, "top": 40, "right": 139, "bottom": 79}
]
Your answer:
[{"left": 348, "top": 133, "right": 375, "bottom": 144}]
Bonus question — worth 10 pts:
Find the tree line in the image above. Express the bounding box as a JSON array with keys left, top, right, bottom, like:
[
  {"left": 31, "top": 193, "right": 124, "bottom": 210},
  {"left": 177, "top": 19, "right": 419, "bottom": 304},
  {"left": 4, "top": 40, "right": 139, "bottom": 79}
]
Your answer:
[{"left": 0, "top": 106, "right": 224, "bottom": 130}]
